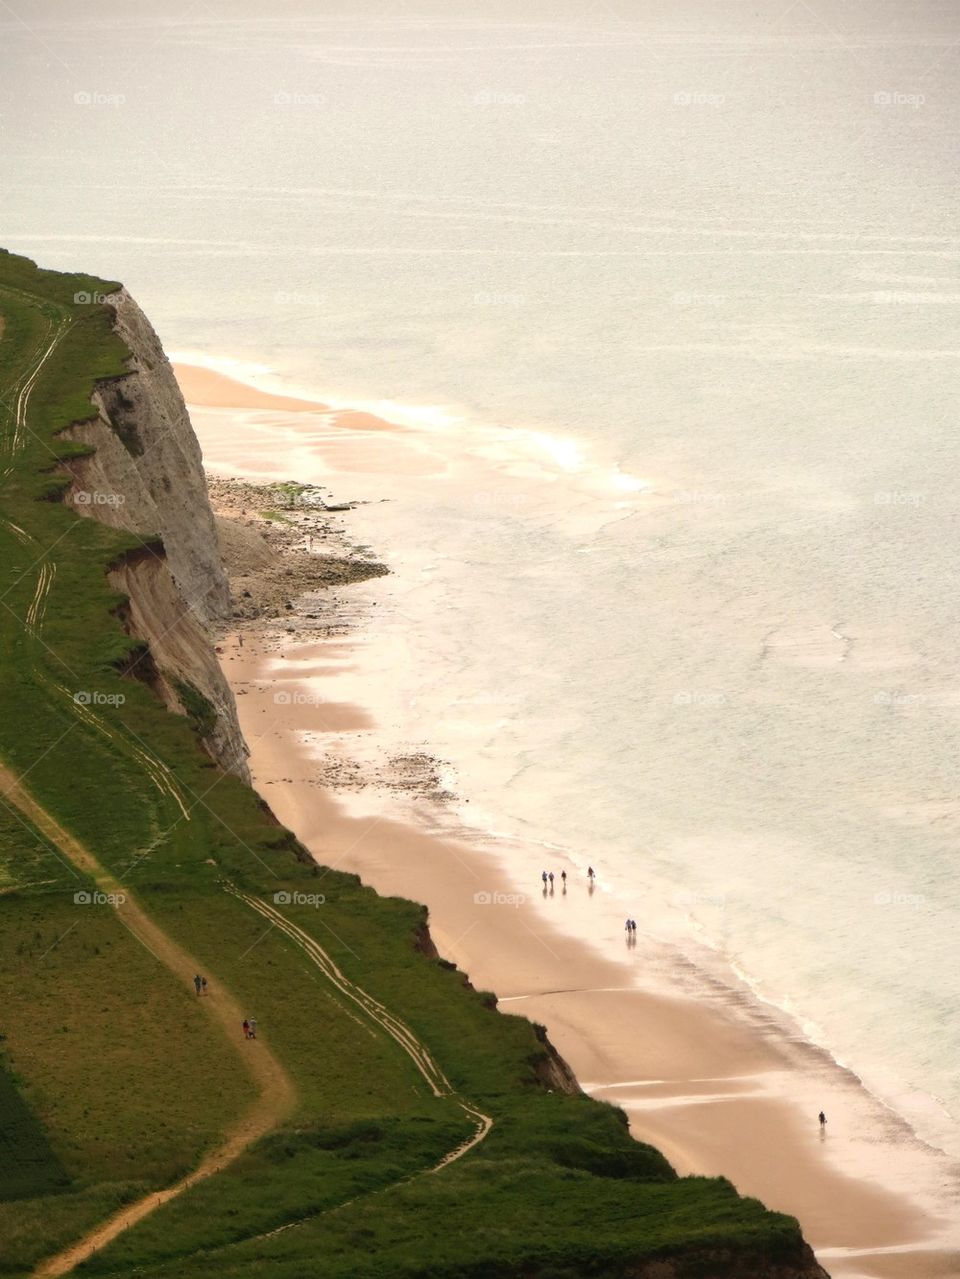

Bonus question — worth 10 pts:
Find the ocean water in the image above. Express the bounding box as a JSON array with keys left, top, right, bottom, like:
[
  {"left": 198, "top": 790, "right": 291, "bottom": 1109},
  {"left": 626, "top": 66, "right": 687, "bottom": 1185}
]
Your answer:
[{"left": 4, "top": 0, "right": 960, "bottom": 1182}]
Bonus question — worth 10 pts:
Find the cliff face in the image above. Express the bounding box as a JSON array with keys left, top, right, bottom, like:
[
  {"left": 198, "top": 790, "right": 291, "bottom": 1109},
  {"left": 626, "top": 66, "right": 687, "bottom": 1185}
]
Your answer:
[{"left": 60, "top": 288, "right": 248, "bottom": 778}]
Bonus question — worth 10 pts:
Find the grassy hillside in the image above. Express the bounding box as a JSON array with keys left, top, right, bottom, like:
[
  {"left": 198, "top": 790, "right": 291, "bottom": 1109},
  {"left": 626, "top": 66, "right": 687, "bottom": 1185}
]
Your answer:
[{"left": 0, "top": 249, "right": 821, "bottom": 1278}]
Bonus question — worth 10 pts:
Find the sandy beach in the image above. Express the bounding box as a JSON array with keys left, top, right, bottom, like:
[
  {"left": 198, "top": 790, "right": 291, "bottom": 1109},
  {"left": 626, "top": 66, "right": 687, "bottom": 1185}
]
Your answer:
[
  {"left": 187, "top": 364, "right": 960, "bottom": 1279},
  {"left": 172, "top": 364, "right": 403, "bottom": 433}
]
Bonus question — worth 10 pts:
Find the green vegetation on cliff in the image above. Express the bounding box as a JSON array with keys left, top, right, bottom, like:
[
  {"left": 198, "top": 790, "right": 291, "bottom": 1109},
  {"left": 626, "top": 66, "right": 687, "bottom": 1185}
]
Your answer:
[{"left": 0, "top": 250, "right": 823, "bottom": 1279}]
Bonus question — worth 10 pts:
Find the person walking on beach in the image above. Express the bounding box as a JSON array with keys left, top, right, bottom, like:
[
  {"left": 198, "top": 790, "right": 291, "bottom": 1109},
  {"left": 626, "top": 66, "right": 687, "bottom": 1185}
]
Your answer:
[
  {"left": 587, "top": 867, "right": 595, "bottom": 882},
  {"left": 193, "top": 974, "right": 202, "bottom": 996},
  {"left": 242, "top": 1019, "right": 250, "bottom": 1039},
  {"left": 818, "top": 1111, "right": 827, "bottom": 1129},
  {"left": 541, "top": 870, "right": 548, "bottom": 887},
  {"left": 560, "top": 870, "right": 567, "bottom": 888}
]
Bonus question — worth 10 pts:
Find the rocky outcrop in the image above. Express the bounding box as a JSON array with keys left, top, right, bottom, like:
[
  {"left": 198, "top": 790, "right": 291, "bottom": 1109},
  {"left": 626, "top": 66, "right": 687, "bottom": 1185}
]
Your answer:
[{"left": 59, "top": 288, "right": 248, "bottom": 779}]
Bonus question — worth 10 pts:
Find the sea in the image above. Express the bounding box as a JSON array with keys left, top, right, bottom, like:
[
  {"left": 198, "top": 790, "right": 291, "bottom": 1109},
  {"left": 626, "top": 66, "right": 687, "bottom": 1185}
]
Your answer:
[{"left": 3, "top": 0, "right": 959, "bottom": 1223}]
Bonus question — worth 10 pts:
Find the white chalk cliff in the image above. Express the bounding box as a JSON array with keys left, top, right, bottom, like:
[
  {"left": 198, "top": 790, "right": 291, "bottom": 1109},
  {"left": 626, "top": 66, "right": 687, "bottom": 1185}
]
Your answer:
[{"left": 60, "top": 288, "right": 249, "bottom": 779}]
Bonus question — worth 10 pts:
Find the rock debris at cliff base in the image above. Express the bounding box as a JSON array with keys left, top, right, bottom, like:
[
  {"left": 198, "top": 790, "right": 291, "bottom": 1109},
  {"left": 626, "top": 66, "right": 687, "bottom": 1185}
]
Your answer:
[{"left": 207, "top": 475, "right": 388, "bottom": 631}]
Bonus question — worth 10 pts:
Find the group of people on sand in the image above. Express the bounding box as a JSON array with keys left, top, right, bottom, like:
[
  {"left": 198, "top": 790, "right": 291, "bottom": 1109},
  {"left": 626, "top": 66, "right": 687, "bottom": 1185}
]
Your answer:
[
  {"left": 540, "top": 866, "right": 597, "bottom": 895},
  {"left": 535, "top": 867, "right": 828, "bottom": 1133},
  {"left": 192, "top": 973, "right": 209, "bottom": 996},
  {"left": 242, "top": 1018, "right": 258, "bottom": 1040}
]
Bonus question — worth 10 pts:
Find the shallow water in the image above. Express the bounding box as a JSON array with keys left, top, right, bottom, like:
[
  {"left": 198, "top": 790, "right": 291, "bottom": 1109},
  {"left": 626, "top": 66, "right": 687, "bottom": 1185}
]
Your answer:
[{"left": 4, "top": 0, "right": 959, "bottom": 1191}]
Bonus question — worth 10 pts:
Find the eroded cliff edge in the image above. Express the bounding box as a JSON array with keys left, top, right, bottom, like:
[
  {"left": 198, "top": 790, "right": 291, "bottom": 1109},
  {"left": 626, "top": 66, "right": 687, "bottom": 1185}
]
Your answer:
[{"left": 59, "top": 287, "right": 249, "bottom": 779}]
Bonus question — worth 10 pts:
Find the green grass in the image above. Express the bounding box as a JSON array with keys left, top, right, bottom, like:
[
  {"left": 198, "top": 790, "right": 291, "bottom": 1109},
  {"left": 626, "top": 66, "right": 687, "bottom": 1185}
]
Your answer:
[{"left": 0, "top": 249, "right": 817, "bottom": 1279}]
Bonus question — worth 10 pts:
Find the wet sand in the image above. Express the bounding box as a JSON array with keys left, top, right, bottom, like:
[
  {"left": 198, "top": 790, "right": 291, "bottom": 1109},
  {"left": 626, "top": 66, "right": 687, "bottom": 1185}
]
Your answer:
[
  {"left": 182, "top": 364, "right": 960, "bottom": 1279},
  {"left": 219, "top": 631, "right": 956, "bottom": 1279}
]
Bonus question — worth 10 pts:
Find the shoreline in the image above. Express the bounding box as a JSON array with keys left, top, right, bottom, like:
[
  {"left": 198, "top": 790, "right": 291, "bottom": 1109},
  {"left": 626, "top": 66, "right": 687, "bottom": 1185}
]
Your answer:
[
  {"left": 219, "top": 632, "right": 956, "bottom": 1279},
  {"left": 189, "top": 364, "right": 960, "bottom": 1279}
]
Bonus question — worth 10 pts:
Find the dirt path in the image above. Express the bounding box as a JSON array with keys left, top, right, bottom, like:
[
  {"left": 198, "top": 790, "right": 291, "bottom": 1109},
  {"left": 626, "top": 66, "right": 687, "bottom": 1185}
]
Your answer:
[
  {"left": 229, "top": 886, "right": 493, "bottom": 1172},
  {"left": 0, "top": 764, "right": 297, "bottom": 1278}
]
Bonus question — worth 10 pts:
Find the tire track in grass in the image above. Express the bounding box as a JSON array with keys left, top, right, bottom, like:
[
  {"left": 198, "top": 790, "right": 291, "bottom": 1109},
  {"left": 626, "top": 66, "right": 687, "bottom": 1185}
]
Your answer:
[
  {"left": 0, "top": 292, "right": 296, "bottom": 1276},
  {"left": 228, "top": 886, "right": 493, "bottom": 1172},
  {"left": 0, "top": 294, "right": 194, "bottom": 827},
  {"left": 0, "top": 764, "right": 298, "bottom": 1279}
]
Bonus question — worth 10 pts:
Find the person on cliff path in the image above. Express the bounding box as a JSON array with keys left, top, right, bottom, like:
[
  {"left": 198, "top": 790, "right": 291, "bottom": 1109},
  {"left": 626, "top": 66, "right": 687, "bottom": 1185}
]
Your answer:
[
  {"left": 249, "top": 1017, "right": 258, "bottom": 1039},
  {"left": 242, "top": 1019, "right": 250, "bottom": 1039},
  {"left": 201, "top": 976, "right": 208, "bottom": 996},
  {"left": 193, "top": 974, "right": 202, "bottom": 996}
]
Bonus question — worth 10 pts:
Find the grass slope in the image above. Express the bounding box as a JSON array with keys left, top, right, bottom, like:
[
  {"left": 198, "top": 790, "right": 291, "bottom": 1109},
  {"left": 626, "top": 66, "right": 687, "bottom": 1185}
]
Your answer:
[{"left": 0, "top": 249, "right": 816, "bottom": 1279}]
